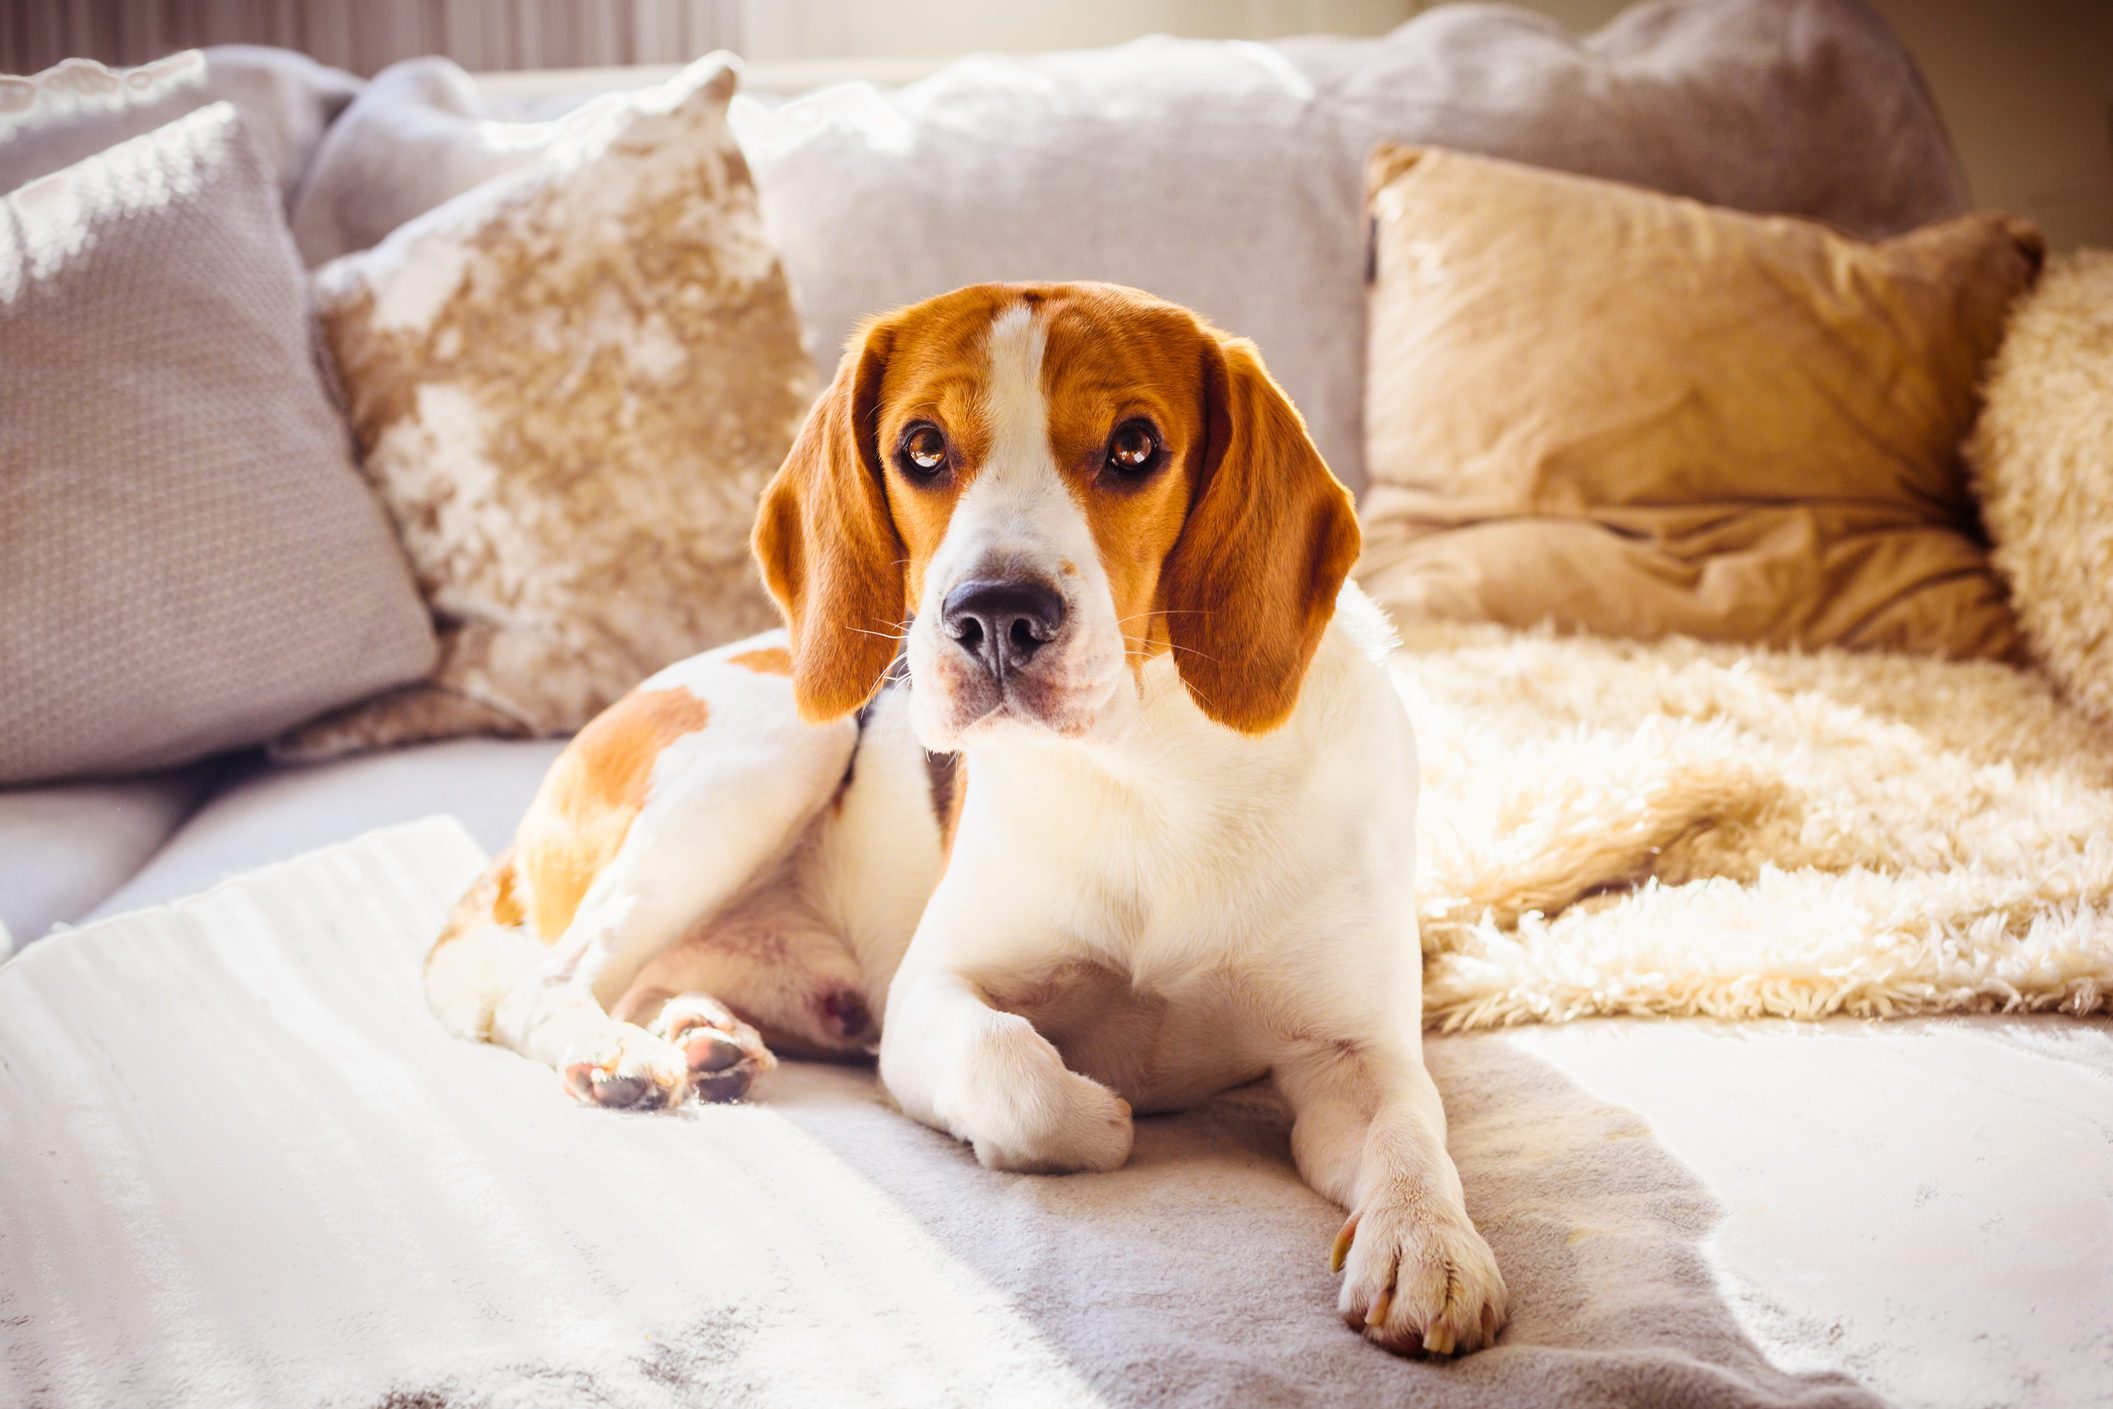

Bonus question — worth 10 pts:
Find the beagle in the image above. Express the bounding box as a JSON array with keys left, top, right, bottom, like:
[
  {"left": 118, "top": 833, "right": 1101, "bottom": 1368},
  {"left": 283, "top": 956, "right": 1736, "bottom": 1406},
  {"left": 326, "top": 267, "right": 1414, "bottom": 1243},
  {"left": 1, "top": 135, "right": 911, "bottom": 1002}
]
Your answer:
[{"left": 426, "top": 282, "right": 1508, "bottom": 1355}]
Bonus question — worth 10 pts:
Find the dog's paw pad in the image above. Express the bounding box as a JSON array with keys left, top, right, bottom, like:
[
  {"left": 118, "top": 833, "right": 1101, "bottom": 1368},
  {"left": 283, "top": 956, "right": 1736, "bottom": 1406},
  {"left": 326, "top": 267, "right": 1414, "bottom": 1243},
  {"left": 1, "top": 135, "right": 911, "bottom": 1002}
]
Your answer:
[
  {"left": 559, "top": 1031, "right": 688, "bottom": 1112},
  {"left": 650, "top": 995, "right": 776, "bottom": 1104}
]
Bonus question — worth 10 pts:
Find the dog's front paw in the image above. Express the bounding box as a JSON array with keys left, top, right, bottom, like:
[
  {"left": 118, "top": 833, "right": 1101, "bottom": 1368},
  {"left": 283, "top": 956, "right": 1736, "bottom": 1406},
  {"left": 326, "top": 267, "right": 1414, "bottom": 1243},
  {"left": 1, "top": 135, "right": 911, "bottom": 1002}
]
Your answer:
[
  {"left": 967, "top": 1066, "right": 1134, "bottom": 1175},
  {"left": 559, "top": 1027, "right": 691, "bottom": 1111},
  {"left": 649, "top": 993, "right": 777, "bottom": 1103},
  {"left": 1332, "top": 1198, "right": 1507, "bottom": 1356}
]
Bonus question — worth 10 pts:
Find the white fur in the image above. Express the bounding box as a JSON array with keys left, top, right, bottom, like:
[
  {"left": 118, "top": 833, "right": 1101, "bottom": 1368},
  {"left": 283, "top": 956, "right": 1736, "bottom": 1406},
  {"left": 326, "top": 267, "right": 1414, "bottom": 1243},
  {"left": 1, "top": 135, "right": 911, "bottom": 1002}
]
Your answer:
[{"left": 876, "top": 584, "right": 1503, "bottom": 1350}]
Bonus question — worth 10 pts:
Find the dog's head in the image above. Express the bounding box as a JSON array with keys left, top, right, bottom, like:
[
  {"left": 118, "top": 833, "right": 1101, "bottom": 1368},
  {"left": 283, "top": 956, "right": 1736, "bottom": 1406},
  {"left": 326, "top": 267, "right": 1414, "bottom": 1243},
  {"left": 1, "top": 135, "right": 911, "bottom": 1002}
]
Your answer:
[{"left": 753, "top": 282, "right": 1359, "bottom": 749}]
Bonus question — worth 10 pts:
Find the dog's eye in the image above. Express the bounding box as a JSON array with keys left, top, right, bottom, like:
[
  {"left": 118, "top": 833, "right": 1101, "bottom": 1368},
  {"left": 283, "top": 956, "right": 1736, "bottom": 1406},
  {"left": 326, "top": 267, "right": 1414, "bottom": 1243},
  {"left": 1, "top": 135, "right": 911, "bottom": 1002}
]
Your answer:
[
  {"left": 897, "top": 422, "right": 949, "bottom": 478},
  {"left": 1105, "top": 420, "right": 1162, "bottom": 479}
]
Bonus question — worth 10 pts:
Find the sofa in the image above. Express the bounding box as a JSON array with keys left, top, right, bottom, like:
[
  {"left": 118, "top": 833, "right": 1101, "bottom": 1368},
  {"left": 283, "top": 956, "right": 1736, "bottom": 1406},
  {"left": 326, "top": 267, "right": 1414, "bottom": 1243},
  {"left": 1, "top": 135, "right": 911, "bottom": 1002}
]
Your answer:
[{"left": 3, "top": 2, "right": 2110, "bottom": 1406}]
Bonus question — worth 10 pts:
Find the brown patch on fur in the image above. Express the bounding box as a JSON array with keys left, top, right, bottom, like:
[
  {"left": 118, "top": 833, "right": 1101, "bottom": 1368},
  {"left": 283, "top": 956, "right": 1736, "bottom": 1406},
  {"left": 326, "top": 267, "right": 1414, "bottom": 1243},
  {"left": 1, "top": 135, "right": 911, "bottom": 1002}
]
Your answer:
[
  {"left": 514, "top": 686, "right": 712, "bottom": 940},
  {"left": 489, "top": 853, "right": 524, "bottom": 927},
  {"left": 753, "top": 286, "right": 1055, "bottom": 718},
  {"left": 729, "top": 645, "right": 793, "bottom": 676},
  {"left": 1034, "top": 285, "right": 1361, "bottom": 730},
  {"left": 754, "top": 322, "right": 908, "bottom": 721},
  {"left": 925, "top": 750, "right": 964, "bottom": 844},
  {"left": 426, "top": 845, "right": 522, "bottom": 969},
  {"left": 1166, "top": 334, "right": 1359, "bottom": 732},
  {"left": 1035, "top": 290, "right": 1204, "bottom": 666}
]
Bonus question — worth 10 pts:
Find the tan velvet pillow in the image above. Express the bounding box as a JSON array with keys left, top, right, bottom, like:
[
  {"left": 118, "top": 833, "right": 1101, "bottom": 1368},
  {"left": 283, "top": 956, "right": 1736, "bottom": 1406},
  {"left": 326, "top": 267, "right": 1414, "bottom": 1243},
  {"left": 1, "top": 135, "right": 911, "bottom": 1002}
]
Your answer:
[
  {"left": 1358, "top": 145, "right": 2042, "bottom": 660},
  {"left": 276, "top": 57, "right": 814, "bottom": 759}
]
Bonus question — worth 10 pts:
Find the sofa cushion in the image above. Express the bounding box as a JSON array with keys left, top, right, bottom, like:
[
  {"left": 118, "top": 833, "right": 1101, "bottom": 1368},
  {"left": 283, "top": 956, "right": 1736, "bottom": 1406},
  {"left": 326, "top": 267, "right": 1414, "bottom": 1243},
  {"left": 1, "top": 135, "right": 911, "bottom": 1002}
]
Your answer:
[
  {"left": 0, "top": 103, "right": 439, "bottom": 786},
  {"left": 0, "top": 46, "right": 359, "bottom": 201},
  {"left": 284, "top": 0, "right": 1969, "bottom": 499},
  {"left": 84, "top": 739, "right": 563, "bottom": 925},
  {"left": 1357, "top": 146, "right": 2040, "bottom": 659},
  {"left": 0, "top": 763, "right": 222, "bottom": 949},
  {"left": 274, "top": 56, "right": 813, "bottom": 760}
]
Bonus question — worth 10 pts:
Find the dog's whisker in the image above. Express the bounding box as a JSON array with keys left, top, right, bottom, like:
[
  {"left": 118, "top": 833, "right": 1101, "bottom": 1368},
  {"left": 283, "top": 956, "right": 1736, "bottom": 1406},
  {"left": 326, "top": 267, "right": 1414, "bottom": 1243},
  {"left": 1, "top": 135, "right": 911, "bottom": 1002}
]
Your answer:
[{"left": 1116, "top": 608, "right": 1213, "bottom": 627}]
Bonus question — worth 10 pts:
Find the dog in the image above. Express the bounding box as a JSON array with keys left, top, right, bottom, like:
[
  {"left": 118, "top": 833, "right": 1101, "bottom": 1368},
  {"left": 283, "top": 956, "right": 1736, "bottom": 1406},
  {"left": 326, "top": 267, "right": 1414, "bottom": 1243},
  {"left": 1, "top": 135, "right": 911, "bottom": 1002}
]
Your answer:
[{"left": 425, "top": 281, "right": 1508, "bottom": 1356}]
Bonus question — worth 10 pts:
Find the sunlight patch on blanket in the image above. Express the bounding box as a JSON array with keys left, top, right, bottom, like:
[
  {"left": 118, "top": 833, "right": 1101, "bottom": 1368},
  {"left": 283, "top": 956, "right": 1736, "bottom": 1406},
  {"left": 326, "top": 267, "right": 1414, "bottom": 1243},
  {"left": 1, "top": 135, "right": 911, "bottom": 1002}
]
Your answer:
[
  {"left": 0, "top": 818, "right": 1102, "bottom": 1408},
  {"left": 1504, "top": 1019, "right": 2113, "bottom": 1409}
]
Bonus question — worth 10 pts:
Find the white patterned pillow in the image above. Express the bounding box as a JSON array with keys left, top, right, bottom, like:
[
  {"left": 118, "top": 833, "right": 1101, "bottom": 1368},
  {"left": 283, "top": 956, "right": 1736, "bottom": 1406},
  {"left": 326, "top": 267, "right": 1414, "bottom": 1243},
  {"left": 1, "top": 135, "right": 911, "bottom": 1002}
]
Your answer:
[{"left": 277, "top": 57, "right": 814, "bottom": 758}]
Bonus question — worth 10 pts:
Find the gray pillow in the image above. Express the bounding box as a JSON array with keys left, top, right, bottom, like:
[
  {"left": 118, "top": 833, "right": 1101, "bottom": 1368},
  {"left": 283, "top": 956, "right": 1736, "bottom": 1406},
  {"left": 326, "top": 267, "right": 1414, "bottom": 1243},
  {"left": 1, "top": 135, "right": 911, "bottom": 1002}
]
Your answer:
[
  {"left": 286, "top": 56, "right": 607, "bottom": 267},
  {"left": 0, "top": 46, "right": 359, "bottom": 201},
  {"left": 0, "top": 102, "right": 438, "bottom": 785}
]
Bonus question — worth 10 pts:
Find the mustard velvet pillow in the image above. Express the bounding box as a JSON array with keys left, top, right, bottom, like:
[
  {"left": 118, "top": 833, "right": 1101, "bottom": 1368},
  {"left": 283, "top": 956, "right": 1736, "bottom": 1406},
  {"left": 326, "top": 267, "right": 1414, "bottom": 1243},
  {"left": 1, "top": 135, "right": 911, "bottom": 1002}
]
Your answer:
[{"left": 1357, "top": 145, "right": 2043, "bottom": 660}]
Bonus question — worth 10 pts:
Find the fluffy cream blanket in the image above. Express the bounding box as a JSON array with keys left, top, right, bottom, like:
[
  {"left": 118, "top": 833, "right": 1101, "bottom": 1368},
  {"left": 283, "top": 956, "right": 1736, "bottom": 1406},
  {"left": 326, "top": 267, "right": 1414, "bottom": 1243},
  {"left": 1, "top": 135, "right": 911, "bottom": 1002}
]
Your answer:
[{"left": 1400, "top": 623, "right": 2113, "bottom": 1029}]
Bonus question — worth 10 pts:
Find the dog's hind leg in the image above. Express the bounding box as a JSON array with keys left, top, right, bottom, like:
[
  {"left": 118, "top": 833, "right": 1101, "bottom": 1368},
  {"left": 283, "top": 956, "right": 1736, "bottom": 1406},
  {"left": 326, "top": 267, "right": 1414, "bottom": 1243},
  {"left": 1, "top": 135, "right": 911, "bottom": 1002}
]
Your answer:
[
  {"left": 429, "top": 635, "right": 859, "bottom": 1110},
  {"left": 613, "top": 883, "right": 876, "bottom": 1103}
]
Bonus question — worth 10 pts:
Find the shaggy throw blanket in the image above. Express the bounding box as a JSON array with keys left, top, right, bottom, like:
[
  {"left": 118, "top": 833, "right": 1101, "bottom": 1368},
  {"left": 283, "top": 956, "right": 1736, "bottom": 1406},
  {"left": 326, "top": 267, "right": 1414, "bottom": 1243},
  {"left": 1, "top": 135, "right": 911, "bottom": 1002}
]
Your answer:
[{"left": 1401, "top": 622, "right": 2113, "bottom": 1029}]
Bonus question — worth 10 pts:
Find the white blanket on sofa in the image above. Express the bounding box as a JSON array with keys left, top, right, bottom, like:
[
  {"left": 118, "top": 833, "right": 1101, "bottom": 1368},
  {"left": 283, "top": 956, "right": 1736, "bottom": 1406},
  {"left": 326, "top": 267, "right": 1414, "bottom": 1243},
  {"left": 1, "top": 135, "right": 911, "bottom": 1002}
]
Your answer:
[{"left": 3, "top": 818, "right": 2108, "bottom": 1407}]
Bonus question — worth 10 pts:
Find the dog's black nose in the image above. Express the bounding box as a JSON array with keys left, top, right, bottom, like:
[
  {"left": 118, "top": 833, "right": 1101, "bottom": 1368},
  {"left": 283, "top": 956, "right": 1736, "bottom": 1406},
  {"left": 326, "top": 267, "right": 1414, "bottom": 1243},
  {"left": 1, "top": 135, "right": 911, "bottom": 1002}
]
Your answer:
[{"left": 942, "top": 578, "right": 1065, "bottom": 679}]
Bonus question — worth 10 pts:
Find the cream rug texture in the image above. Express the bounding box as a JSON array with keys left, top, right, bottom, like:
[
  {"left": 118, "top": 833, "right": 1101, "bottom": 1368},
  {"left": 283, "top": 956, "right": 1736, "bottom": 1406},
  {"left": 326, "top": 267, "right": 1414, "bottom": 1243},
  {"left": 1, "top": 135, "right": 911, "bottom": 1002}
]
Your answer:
[{"left": 1400, "top": 623, "right": 2113, "bottom": 1030}]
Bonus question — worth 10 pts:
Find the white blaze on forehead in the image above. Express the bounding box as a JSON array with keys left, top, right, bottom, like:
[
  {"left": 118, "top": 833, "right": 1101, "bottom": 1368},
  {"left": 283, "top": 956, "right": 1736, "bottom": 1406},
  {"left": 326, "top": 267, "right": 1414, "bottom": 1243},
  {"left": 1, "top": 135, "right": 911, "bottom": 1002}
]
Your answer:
[
  {"left": 905, "top": 297, "right": 1138, "bottom": 744},
  {"left": 979, "top": 301, "right": 1057, "bottom": 508},
  {"left": 922, "top": 299, "right": 1091, "bottom": 588}
]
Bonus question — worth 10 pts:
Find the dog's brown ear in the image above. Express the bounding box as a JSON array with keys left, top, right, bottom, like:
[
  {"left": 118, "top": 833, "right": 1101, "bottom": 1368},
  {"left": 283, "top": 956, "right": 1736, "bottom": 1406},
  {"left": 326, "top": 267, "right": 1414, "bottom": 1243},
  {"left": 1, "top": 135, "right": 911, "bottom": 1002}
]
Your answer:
[
  {"left": 1160, "top": 333, "right": 1361, "bottom": 733},
  {"left": 753, "top": 321, "right": 904, "bottom": 721}
]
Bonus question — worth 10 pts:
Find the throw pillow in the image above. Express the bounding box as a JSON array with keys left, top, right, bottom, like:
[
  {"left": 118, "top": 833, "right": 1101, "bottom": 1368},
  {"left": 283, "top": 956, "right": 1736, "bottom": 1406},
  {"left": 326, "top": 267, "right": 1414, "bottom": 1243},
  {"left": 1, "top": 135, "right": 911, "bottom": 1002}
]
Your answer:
[
  {"left": 0, "top": 102, "right": 437, "bottom": 784},
  {"left": 274, "top": 56, "right": 813, "bottom": 759},
  {"left": 1358, "top": 145, "right": 2042, "bottom": 659},
  {"left": 1968, "top": 251, "right": 2113, "bottom": 725}
]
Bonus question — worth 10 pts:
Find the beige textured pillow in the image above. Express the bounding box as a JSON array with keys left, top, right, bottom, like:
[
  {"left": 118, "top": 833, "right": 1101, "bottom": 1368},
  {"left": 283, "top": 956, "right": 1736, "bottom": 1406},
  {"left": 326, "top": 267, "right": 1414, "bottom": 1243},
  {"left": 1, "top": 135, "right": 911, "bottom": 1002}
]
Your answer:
[
  {"left": 0, "top": 103, "right": 436, "bottom": 785},
  {"left": 1969, "top": 251, "right": 2113, "bottom": 725},
  {"left": 1359, "top": 145, "right": 2042, "bottom": 660},
  {"left": 277, "top": 57, "right": 814, "bottom": 758}
]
